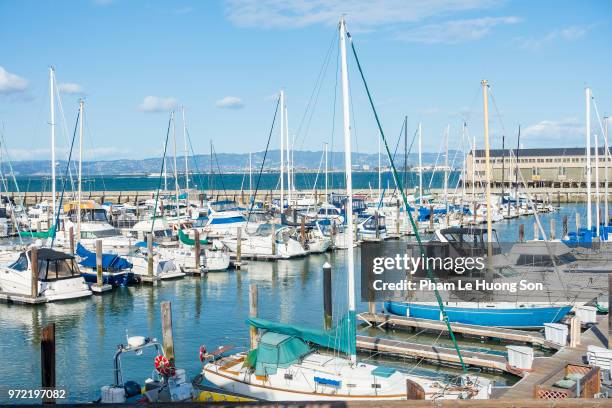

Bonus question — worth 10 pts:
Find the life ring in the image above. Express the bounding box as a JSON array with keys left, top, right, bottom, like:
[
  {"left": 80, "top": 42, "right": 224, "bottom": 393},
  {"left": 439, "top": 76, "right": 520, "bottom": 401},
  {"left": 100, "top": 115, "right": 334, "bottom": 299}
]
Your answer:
[
  {"left": 154, "top": 355, "right": 175, "bottom": 377},
  {"left": 199, "top": 345, "right": 207, "bottom": 362}
]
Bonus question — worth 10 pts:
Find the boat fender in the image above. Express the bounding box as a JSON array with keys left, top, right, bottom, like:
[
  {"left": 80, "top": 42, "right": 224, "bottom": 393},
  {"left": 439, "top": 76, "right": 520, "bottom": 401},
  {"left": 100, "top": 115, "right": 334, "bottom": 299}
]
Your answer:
[
  {"left": 154, "top": 355, "right": 175, "bottom": 377},
  {"left": 123, "top": 381, "right": 141, "bottom": 398}
]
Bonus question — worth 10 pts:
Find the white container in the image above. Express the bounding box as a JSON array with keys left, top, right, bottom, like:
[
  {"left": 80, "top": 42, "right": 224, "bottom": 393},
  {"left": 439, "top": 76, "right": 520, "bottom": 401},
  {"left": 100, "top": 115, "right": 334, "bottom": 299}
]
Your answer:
[
  {"left": 174, "top": 368, "right": 187, "bottom": 384},
  {"left": 575, "top": 306, "right": 597, "bottom": 324},
  {"left": 587, "top": 345, "right": 612, "bottom": 371},
  {"left": 127, "top": 336, "right": 146, "bottom": 348},
  {"left": 507, "top": 345, "right": 534, "bottom": 370},
  {"left": 544, "top": 323, "right": 568, "bottom": 346},
  {"left": 100, "top": 386, "right": 126, "bottom": 403},
  {"left": 170, "top": 382, "right": 194, "bottom": 401}
]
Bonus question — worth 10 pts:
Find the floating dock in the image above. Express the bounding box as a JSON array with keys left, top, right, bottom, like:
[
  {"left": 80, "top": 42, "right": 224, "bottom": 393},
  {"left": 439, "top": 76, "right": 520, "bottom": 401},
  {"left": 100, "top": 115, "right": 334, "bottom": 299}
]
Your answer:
[{"left": 358, "top": 312, "right": 562, "bottom": 350}]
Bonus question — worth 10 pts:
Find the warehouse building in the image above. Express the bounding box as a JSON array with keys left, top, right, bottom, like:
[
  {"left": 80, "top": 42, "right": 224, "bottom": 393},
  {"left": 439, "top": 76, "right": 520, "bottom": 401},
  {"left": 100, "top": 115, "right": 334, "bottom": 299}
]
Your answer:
[{"left": 466, "top": 147, "right": 612, "bottom": 188}]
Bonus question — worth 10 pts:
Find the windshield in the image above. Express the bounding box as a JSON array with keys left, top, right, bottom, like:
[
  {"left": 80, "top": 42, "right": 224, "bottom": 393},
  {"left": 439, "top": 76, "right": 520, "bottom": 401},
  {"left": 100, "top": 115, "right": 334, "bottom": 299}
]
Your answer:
[{"left": 81, "top": 228, "right": 121, "bottom": 239}]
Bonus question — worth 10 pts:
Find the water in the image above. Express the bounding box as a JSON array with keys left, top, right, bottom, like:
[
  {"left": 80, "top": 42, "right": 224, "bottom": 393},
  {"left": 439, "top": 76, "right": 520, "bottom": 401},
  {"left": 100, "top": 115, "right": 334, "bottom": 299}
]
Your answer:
[
  {"left": 0, "top": 204, "right": 593, "bottom": 403},
  {"left": 5, "top": 171, "right": 459, "bottom": 193}
]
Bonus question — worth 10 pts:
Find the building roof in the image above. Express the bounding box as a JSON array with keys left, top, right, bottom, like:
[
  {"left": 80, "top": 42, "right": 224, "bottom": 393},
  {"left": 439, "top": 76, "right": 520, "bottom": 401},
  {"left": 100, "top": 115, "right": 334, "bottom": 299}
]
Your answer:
[{"left": 471, "top": 147, "right": 611, "bottom": 158}]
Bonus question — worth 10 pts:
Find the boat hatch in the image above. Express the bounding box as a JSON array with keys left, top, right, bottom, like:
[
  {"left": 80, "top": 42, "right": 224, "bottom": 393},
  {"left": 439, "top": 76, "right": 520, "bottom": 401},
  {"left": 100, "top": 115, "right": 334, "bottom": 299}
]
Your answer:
[{"left": 371, "top": 366, "right": 396, "bottom": 378}]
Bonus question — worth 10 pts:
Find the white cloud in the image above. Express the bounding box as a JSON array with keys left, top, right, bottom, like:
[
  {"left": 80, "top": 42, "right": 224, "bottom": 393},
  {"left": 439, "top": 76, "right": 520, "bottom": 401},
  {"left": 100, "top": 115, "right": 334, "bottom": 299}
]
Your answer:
[
  {"left": 522, "top": 118, "right": 584, "bottom": 146},
  {"left": 58, "top": 82, "right": 84, "bottom": 95},
  {"left": 224, "top": 0, "right": 502, "bottom": 30},
  {"left": 138, "top": 96, "right": 179, "bottom": 112},
  {"left": 395, "top": 16, "right": 520, "bottom": 44},
  {"left": 514, "top": 25, "right": 592, "bottom": 51},
  {"left": 0, "top": 66, "right": 29, "bottom": 94},
  {"left": 216, "top": 96, "right": 244, "bottom": 109}
]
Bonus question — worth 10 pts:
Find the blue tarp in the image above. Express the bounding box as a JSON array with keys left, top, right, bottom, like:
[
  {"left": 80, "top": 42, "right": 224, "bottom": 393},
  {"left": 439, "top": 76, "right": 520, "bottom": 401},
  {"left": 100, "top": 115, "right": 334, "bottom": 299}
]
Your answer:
[{"left": 76, "top": 243, "right": 132, "bottom": 271}]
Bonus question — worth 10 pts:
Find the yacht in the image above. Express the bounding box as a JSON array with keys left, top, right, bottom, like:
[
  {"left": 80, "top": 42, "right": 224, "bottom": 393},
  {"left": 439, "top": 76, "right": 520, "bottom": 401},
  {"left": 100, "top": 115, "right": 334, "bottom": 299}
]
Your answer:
[{"left": 220, "top": 224, "right": 307, "bottom": 259}]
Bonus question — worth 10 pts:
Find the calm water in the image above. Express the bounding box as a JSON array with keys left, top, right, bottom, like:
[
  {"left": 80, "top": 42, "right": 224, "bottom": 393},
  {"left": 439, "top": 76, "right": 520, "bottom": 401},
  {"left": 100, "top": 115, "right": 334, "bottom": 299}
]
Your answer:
[
  {"left": 0, "top": 204, "right": 594, "bottom": 403},
  {"left": 6, "top": 171, "right": 459, "bottom": 193}
]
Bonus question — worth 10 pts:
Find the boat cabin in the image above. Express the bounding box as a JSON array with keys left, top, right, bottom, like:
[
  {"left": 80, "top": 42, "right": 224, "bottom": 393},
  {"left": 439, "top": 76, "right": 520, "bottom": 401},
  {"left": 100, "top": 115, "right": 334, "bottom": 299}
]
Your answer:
[{"left": 10, "top": 249, "right": 80, "bottom": 281}]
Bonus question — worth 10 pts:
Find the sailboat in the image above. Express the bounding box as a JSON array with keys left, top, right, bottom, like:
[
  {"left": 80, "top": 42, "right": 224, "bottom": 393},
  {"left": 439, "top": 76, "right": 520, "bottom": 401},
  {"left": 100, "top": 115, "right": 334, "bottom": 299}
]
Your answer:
[{"left": 200, "top": 18, "right": 490, "bottom": 401}]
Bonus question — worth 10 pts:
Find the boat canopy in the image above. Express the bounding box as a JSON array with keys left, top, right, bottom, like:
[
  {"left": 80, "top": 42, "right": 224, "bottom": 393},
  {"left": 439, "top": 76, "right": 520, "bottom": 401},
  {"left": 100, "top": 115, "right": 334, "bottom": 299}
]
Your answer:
[
  {"left": 245, "top": 332, "right": 311, "bottom": 376},
  {"left": 178, "top": 229, "right": 208, "bottom": 246},
  {"left": 76, "top": 243, "right": 132, "bottom": 271},
  {"left": 247, "top": 313, "right": 355, "bottom": 358}
]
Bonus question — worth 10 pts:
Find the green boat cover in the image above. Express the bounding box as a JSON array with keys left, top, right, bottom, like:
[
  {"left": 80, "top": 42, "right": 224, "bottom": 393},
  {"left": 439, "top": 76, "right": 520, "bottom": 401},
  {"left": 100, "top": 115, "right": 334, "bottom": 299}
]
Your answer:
[
  {"left": 178, "top": 229, "right": 208, "bottom": 246},
  {"left": 248, "top": 332, "right": 311, "bottom": 376},
  {"left": 247, "top": 310, "right": 356, "bottom": 358},
  {"left": 19, "top": 226, "right": 56, "bottom": 239}
]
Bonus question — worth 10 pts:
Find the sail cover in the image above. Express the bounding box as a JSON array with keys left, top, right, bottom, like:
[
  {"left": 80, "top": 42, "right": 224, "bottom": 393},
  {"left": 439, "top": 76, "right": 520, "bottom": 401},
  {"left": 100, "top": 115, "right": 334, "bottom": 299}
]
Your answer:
[
  {"left": 247, "top": 311, "right": 356, "bottom": 357},
  {"left": 178, "top": 229, "right": 208, "bottom": 246},
  {"left": 19, "top": 226, "right": 56, "bottom": 239},
  {"left": 76, "top": 243, "right": 132, "bottom": 271}
]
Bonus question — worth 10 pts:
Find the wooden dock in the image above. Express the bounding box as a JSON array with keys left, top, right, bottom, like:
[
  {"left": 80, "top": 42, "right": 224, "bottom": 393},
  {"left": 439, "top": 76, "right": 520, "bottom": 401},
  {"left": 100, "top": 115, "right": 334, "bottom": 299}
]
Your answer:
[
  {"left": 492, "top": 315, "right": 609, "bottom": 399},
  {"left": 359, "top": 312, "right": 561, "bottom": 350},
  {"left": 356, "top": 335, "right": 510, "bottom": 373}
]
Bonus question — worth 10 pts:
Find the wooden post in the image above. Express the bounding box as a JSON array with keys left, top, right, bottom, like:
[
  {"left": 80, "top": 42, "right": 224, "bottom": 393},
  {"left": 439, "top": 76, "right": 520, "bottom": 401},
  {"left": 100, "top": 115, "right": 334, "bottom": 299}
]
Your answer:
[
  {"left": 429, "top": 205, "right": 434, "bottom": 231},
  {"left": 576, "top": 212, "right": 581, "bottom": 230},
  {"left": 249, "top": 284, "right": 258, "bottom": 349},
  {"left": 30, "top": 247, "right": 39, "bottom": 298},
  {"left": 406, "top": 378, "right": 425, "bottom": 400},
  {"left": 41, "top": 323, "right": 56, "bottom": 404},
  {"left": 323, "top": 262, "right": 332, "bottom": 330},
  {"left": 550, "top": 219, "right": 556, "bottom": 240},
  {"left": 570, "top": 315, "right": 581, "bottom": 348},
  {"left": 563, "top": 215, "right": 568, "bottom": 238},
  {"left": 194, "top": 229, "right": 201, "bottom": 270},
  {"left": 374, "top": 211, "right": 380, "bottom": 240},
  {"left": 300, "top": 216, "right": 306, "bottom": 246},
  {"left": 96, "top": 239, "right": 103, "bottom": 287},
  {"left": 330, "top": 221, "right": 336, "bottom": 248},
  {"left": 69, "top": 226, "right": 75, "bottom": 255},
  {"left": 160, "top": 301, "right": 175, "bottom": 365},
  {"left": 236, "top": 227, "right": 242, "bottom": 268},
  {"left": 533, "top": 222, "right": 539, "bottom": 241},
  {"left": 271, "top": 224, "right": 276, "bottom": 255},
  {"left": 147, "top": 233, "right": 153, "bottom": 277},
  {"left": 519, "top": 224, "right": 525, "bottom": 243}
]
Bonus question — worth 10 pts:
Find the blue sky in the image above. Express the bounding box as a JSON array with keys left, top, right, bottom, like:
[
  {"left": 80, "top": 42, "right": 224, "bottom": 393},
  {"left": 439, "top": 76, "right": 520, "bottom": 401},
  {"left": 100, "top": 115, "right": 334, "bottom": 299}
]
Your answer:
[{"left": 0, "top": 0, "right": 610, "bottom": 162}]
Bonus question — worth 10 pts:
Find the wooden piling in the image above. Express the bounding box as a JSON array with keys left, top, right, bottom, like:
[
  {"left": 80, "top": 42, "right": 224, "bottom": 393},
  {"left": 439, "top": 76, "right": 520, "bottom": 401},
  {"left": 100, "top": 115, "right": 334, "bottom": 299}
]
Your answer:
[
  {"left": 96, "top": 239, "right": 103, "bottom": 287},
  {"left": 323, "top": 262, "right": 332, "bottom": 330},
  {"left": 576, "top": 212, "right": 581, "bottom": 230},
  {"left": 194, "top": 230, "right": 201, "bottom": 270},
  {"left": 41, "top": 323, "right": 56, "bottom": 404},
  {"left": 550, "top": 219, "right": 556, "bottom": 240},
  {"left": 249, "top": 284, "right": 258, "bottom": 349},
  {"left": 533, "top": 222, "right": 539, "bottom": 241},
  {"left": 30, "top": 247, "right": 39, "bottom": 298},
  {"left": 300, "top": 216, "right": 306, "bottom": 246},
  {"left": 374, "top": 211, "right": 380, "bottom": 240},
  {"left": 69, "top": 226, "right": 75, "bottom": 255},
  {"left": 563, "top": 215, "right": 568, "bottom": 238},
  {"left": 271, "top": 224, "right": 276, "bottom": 255},
  {"left": 236, "top": 227, "right": 242, "bottom": 269},
  {"left": 429, "top": 205, "right": 434, "bottom": 231},
  {"left": 147, "top": 233, "right": 154, "bottom": 277},
  {"left": 518, "top": 224, "right": 525, "bottom": 243},
  {"left": 161, "top": 301, "right": 175, "bottom": 365}
]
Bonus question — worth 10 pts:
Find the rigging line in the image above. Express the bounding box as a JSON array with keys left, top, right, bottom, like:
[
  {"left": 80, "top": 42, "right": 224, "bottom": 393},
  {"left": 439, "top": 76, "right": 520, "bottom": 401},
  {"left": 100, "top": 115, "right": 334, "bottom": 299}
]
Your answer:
[
  {"left": 52, "top": 75, "right": 77, "bottom": 193},
  {"left": 0, "top": 131, "right": 27, "bottom": 245},
  {"left": 185, "top": 128, "right": 206, "bottom": 191},
  {"left": 211, "top": 143, "right": 228, "bottom": 197},
  {"left": 247, "top": 96, "right": 281, "bottom": 224},
  {"left": 347, "top": 29, "right": 467, "bottom": 374},
  {"left": 488, "top": 87, "right": 508, "bottom": 142},
  {"left": 150, "top": 115, "right": 172, "bottom": 235},
  {"left": 50, "top": 107, "right": 80, "bottom": 248},
  {"left": 388, "top": 123, "right": 418, "bottom": 200},
  {"left": 329, "top": 35, "right": 340, "bottom": 191}
]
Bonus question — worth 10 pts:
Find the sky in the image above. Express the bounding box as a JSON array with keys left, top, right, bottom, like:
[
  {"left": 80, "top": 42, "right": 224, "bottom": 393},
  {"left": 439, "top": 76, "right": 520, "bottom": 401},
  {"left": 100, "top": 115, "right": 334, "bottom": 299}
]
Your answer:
[{"left": 0, "top": 0, "right": 611, "bottom": 162}]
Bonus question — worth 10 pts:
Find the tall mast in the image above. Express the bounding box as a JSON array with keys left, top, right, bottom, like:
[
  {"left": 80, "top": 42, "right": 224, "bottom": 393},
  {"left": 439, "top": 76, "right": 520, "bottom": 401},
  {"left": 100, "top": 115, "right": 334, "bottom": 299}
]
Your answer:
[
  {"left": 471, "top": 128, "right": 476, "bottom": 219},
  {"left": 514, "top": 126, "right": 521, "bottom": 213},
  {"left": 377, "top": 133, "right": 381, "bottom": 197},
  {"left": 249, "top": 152, "right": 252, "bottom": 200},
  {"left": 418, "top": 122, "right": 422, "bottom": 206},
  {"left": 605, "top": 117, "right": 609, "bottom": 227},
  {"left": 444, "top": 124, "right": 449, "bottom": 214},
  {"left": 339, "top": 17, "right": 356, "bottom": 364},
  {"left": 501, "top": 133, "right": 505, "bottom": 212},
  {"left": 586, "top": 87, "right": 592, "bottom": 230},
  {"left": 324, "top": 142, "right": 328, "bottom": 202},
  {"left": 78, "top": 98, "right": 84, "bottom": 239},
  {"left": 482, "top": 80, "right": 493, "bottom": 251},
  {"left": 182, "top": 106, "right": 189, "bottom": 191},
  {"left": 403, "top": 115, "right": 407, "bottom": 195},
  {"left": 286, "top": 105, "right": 292, "bottom": 208},
  {"left": 461, "top": 122, "right": 467, "bottom": 209},
  {"left": 279, "top": 90, "right": 285, "bottom": 212},
  {"left": 49, "top": 67, "right": 56, "bottom": 218},
  {"left": 595, "top": 132, "right": 600, "bottom": 230},
  {"left": 172, "top": 111, "right": 180, "bottom": 218}
]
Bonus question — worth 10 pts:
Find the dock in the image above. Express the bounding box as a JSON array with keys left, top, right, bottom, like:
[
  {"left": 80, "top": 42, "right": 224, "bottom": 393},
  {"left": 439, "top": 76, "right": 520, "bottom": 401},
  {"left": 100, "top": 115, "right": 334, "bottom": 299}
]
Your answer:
[
  {"left": 356, "top": 335, "right": 510, "bottom": 373},
  {"left": 359, "top": 312, "right": 561, "bottom": 350},
  {"left": 0, "top": 291, "right": 49, "bottom": 304}
]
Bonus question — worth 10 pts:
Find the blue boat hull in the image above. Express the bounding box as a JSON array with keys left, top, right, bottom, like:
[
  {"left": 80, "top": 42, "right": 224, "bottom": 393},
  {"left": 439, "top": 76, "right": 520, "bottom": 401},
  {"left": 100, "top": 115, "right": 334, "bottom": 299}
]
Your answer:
[
  {"left": 384, "top": 301, "right": 572, "bottom": 328},
  {"left": 82, "top": 271, "right": 136, "bottom": 287}
]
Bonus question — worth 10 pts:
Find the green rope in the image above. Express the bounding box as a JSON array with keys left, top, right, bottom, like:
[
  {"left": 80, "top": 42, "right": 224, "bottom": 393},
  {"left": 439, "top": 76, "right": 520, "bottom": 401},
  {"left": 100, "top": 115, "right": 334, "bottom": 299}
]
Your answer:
[{"left": 347, "top": 32, "right": 467, "bottom": 374}]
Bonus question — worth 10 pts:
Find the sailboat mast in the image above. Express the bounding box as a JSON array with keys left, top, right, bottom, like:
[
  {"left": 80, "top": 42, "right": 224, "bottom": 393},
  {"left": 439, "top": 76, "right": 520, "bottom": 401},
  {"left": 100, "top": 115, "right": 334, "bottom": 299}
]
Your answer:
[
  {"left": 586, "top": 87, "right": 592, "bottom": 230},
  {"left": 249, "top": 152, "right": 252, "bottom": 199},
  {"left": 339, "top": 17, "right": 356, "bottom": 364},
  {"left": 78, "top": 98, "right": 83, "bottom": 239},
  {"left": 172, "top": 111, "right": 180, "bottom": 218},
  {"left": 324, "top": 142, "right": 328, "bottom": 202},
  {"left": 403, "top": 115, "right": 407, "bottom": 196},
  {"left": 280, "top": 90, "right": 285, "bottom": 213},
  {"left": 182, "top": 106, "right": 189, "bottom": 191},
  {"left": 49, "top": 67, "right": 56, "bottom": 218},
  {"left": 377, "top": 134, "right": 381, "bottom": 198},
  {"left": 595, "top": 132, "right": 601, "bottom": 230},
  {"left": 514, "top": 126, "right": 521, "bottom": 212},
  {"left": 286, "top": 105, "right": 292, "bottom": 208},
  {"left": 418, "top": 122, "right": 422, "bottom": 206},
  {"left": 482, "top": 80, "right": 493, "bottom": 250},
  {"left": 444, "top": 124, "right": 449, "bottom": 214},
  {"left": 605, "top": 117, "right": 609, "bottom": 226}
]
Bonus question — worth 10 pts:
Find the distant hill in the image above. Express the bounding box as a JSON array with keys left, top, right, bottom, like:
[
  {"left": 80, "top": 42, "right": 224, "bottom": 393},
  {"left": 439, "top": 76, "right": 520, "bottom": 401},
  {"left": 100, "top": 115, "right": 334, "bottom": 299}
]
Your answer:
[{"left": 3, "top": 149, "right": 464, "bottom": 176}]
